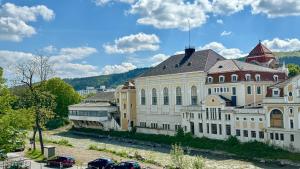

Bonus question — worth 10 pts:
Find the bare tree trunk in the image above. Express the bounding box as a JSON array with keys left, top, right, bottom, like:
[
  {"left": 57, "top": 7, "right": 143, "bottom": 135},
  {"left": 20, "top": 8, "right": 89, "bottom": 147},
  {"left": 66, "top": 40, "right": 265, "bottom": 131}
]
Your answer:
[
  {"left": 38, "top": 126, "right": 44, "bottom": 154},
  {"left": 32, "top": 127, "right": 37, "bottom": 150}
]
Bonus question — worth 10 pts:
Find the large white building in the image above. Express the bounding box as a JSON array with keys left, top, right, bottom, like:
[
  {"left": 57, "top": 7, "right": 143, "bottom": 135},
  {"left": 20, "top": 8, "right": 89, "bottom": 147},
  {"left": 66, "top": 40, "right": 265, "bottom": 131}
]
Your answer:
[{"left": 134, "top": 42, "right": 300, "bottom": 152}]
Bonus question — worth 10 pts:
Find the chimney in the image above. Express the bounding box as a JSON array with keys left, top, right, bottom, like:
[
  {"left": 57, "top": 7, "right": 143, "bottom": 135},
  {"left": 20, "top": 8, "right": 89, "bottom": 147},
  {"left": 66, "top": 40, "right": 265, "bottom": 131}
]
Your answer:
[{"left": 185, "top": 47, "right": 195, "bottom": 57}]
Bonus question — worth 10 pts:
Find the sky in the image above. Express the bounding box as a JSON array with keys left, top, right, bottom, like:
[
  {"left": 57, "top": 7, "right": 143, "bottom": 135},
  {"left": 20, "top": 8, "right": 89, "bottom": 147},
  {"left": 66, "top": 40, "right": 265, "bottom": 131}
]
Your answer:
[{"left": 1, "top": 0, "right": 300, "bottom": 80}]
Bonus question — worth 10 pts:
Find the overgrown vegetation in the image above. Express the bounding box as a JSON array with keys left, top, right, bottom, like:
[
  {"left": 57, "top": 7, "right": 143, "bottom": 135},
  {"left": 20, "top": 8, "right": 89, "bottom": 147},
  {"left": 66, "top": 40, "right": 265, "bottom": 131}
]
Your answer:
[
  {"left": 73, "top": 127, "right": 300, "bottom": 162},
  {"left": 25, "top": 149, "right": 45, "bottom": 161},
  {"left": 88, "top": 144, "right": 161, "bottom": 166},
  {"left": 44, "top": 138, "right": 73, "bottom": 147}
]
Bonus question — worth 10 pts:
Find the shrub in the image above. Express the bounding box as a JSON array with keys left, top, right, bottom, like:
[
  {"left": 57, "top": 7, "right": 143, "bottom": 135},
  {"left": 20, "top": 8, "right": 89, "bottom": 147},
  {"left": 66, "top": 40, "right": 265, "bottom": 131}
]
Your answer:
[
  {"left": 170, "top": 144, "right": 185, "bottom": 169},
  {"left": 192, "top": 156, "right": 205, "bottom": 169}
]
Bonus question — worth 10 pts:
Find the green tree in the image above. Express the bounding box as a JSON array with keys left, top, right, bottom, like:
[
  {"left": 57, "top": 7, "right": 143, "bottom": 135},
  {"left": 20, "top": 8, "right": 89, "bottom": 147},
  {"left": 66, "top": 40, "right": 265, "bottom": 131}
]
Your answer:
[
  {"left": 43, "top": 78, "right": 81, "bottom": 118},
  {"left": 287, "top": 64, "right": 300, "bottom": 77}
]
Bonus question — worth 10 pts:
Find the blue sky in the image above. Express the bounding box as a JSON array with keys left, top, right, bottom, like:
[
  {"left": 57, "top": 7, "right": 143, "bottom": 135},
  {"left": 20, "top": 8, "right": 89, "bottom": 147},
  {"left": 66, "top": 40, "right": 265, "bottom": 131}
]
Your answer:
[{"left": 1, "top": 0, "right": 300, "bottom": 79}]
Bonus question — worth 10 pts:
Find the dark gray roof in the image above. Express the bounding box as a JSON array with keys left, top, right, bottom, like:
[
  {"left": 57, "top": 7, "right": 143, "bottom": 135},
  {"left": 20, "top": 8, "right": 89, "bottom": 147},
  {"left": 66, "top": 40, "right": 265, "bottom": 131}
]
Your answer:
[
  {"left": 84, "top": 91, "right": 115, "bottom": 102},
  {"left": 140, "top": 49, "right": 225, "bottom": 77}
]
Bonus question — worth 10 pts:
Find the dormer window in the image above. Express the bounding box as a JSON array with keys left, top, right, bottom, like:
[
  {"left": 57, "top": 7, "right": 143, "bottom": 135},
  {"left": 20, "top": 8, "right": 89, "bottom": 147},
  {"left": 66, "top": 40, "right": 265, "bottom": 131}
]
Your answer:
[
  {"left": 231, "top": 74, "right": 238, "bottom": 82},
  {"left": 255, "top": 74, "right": 261, "bottom": 81},
  {"left": 245, "top": 74, "right": 251, "bottom": 81},
  {"left": 219, "top": 75, "right": 225, "bottom": 83},
  {"left": 207, "top": 76, "right": 213, "bottom": 83},
  {"left": 272, "top": 88, "right": 280, "bottom": 97},
  {"left": 273, "top": 75, "right": 279, "bottom": 82}
]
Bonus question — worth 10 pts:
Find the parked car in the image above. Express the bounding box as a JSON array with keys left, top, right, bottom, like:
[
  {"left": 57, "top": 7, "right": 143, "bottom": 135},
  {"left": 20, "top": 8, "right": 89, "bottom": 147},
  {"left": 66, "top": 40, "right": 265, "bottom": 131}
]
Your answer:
[
  {"left": 88, "top": 158, "right": 115, "bottom": 169},
  {"left": 47, "top": 156, "right": 75, "bottom": 167},
  {"left": 113, "top": 161, "right": 141, "bottom": 169}
]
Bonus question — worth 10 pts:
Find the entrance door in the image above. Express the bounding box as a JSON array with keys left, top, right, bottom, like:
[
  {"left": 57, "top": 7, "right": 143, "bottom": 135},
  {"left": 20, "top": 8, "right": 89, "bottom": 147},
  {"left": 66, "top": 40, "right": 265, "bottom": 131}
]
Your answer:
[{"left": 190, "top": 122, "right": 195, "bottom": 135}]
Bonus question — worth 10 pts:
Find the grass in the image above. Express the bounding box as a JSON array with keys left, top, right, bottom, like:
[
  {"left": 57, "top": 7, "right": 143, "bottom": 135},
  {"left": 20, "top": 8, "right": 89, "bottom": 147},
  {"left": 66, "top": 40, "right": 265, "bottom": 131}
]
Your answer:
[
  {"left": 72, "top": 127, "right": 300, "bottom": 163},
  {"left": 25, "top": 149, "right": 45, "bottom": 161},
  {"left": 45, "top": 138, "right": 73, "bottom": 147},
  {"left": 88, "top": 144, "right": 161, "bottom": 166}
]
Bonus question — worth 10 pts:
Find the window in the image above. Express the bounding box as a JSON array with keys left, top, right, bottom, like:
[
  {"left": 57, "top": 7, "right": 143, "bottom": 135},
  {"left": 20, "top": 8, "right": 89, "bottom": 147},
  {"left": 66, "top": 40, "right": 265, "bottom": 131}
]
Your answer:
[
  {"left": 289, "top": 92, "right": 293, "bottom": 97},
  {"left": 176, "top": 87, "right": 182, "bottom": 105},
  {"left": 270, "top": 133, "right": 274, "bottom": 140},
  {"left": 259, "top": 131, "right": 264, "bottom": 139},
  {"left": 207, "top": 76, "right": 213, "bottom": 83},
  {"left": 207, "top": 123, "right": 210, "bottom": 134},
  {"left": 219, "top": 124, "right": 222, "bottom": 135},
  {"left": 291, "top": 134, "right": 294, "bottom": 142},
  {"left": 259, "top": 118, "right": 263, "bottom": 121},
  {"left": 247, "top": 86, "right": 252, "bottom": 94},
  {"left": 273, "top": 75, "right": 279, "bottom": 82},
  {"left": 290, "top": 119, "right": 294, "bottom": 129},
  {"left": 208, "top": 88, "right": 212, "bottom": 95},
  {"left": 140, "top": 122, "right": 146, "bottom": 127},
  {"left": 206, "top": 108, "right": 209, "bottom": 119},
  {"left": 175, "top": 125, "right": 181, "bottom": 131},
  {"left": 251, "top": 131, "right": 256, "bottom": 138},
  {"left": 289, "top": 108, "right": 293, "bottom": 116},
  {"left": 152, "top": 88, "right": 157, "bottom": 105},
  {"left": 151, "top": 123, "right": 158, "bottom": 129},
  {"left": 123, "top": 113, "right": 126, "bottom": 118},
  {"left": 190, "top": 113, "right": 194, "bottom": 119},
  {"left": 251, "top": 118, "right": 254, "bottom": 121},
  {"left": 163, "top": 87, "right": 169, "bottom": 105},
  {"left": 255, "top": 74, "right": 261, "bottom": 81},
  {"left": 211, "top": 124, "right": 217, "bottom": 134},
  {"left": 218, "top": 108, "right": 221, "bottom": 120},
  {"left": 163, "top": 124, "right": 170, "bottom": 130},
  {"left": 232, "top": 87, "right": 236, "bottom": 95},
  {"left": 226, "top": 125, "right": 231, "bottom": 135},
  {"left": 191, "top": 86, "right": 197, "bottom": 105},
  {"left": 236, "top": 129, "right": 241, "bottom": 136},
  {"left": 257, "top": 86, "right": 262, "bottom": 94},
  {"left": 231, "top": 74, "right": 238, "bottom": 82},
  {"left": 280, "top": 133, "right": 284, "bottom": 141},
  {"left": 141, "top": 89, "right": 146, "bottom": 105},
  {"left": 275, "top": 133, "right": 279, "bottom": 140},
  {"left": 270, "top": 109, "right": 284, "bottom": 128},
  {"left": 272, "top": 89, "right": 280, "bottom": 97},
  {"left": 198, "top": 113, "right": 202, "bottom": 119},
  {"left": 243, "top": 130, "right": 248, "bottom": 137},
  {"left": 225, "top": 114, "right": 231, "bottom": 121},
  {"left": 236, "top": 117, "right": 239, "bottom": 121},
  {"left": 199, "top": 123, "right": 203, "bottom": 133},
  {"left": 245, "top": 74, "right": 251, "bottom": 81},
  {"left": 219, "top": 75, "right": 225, "bottom": 83}
]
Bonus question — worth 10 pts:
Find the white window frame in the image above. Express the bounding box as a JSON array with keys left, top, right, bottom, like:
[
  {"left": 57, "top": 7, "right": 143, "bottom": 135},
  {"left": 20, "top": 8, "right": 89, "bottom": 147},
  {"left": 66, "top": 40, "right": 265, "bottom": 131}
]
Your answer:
[
  {"left": 255, "top": 74, "right": 261, "bottom": 81},
  {"left": 231, "top": 74, "right": 238, "bottom": 82},
  {"left": 219, "top": 75, "right": 225, "bottom": 83},
  {"left": 208, "top": 76, "right": 213, "bottom": 83},
  {"left": 273, "top": 75, "right": 279, "bottom": 82},
  {"left": 272, "top": 88, "right": 280, "bottom": 97},
  {"left": 245, "top": 74, "right": 251, "bottom": 81}
]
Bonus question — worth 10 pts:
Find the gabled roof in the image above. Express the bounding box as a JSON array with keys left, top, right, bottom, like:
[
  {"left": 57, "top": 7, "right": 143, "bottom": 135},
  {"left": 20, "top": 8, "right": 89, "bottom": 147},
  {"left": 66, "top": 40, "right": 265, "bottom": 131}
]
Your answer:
[
  {"left": 84, "top": 91, "right": 115, "bottom": 102},
  {"left": 249, "top": 42, "right": 273, "bottom": 56},
  {"left": 208, "top": 59, "right": 281, "bottom": 74},
  {"left": 140, "top": 49, "right": 225, "bottom": 77}
]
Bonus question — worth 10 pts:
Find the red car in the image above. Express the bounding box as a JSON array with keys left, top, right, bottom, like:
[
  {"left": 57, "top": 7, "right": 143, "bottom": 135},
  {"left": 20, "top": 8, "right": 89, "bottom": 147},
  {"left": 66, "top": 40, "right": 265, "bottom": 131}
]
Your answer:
[{"left": 47, "top": 156, "right": 75, "bottom": 168}]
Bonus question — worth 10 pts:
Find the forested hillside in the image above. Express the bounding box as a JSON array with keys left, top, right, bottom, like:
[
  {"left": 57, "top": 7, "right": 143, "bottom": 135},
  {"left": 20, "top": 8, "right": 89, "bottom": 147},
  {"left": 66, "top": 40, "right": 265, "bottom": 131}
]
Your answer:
[{"left": 64, "top": 67, "right": 150, "bottom": 90}]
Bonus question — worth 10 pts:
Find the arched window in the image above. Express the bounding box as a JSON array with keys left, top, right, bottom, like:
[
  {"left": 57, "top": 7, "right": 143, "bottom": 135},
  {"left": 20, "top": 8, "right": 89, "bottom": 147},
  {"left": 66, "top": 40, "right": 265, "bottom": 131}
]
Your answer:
[
  {"left": 152, "top": 88, "right": 157, "bottom": 105},
  {"left": 207, "top": 76, "right": 213, "bottom": 83},
  {"left": 231, "top": 74, "right": 238, "bottom": 82},
  {"left": 273, "top": 75, "right": 279, "bottom": 82},
  {"left": 163, "top": 87, "right": 169, "bottom": 105},
  {"left": 219, "top": 75, "right": 225, "bottom": 83},
  {"left": 270, "top": 109, "right": 284, "bottom": 128},
  {"left": 141, "top": 89, "right": 146, "bottom": 105},
  {"left": 191, "top": 86, "right": 197, "bottom": 105},
  {"left": 255, "top": 74, "right": 261, "bottom": 81},
  {"left": 176, "top": 87, "right": 182, "bottom": 105},
  {"left": 245, "top": 74, "right": 251, "bottom": 81}
]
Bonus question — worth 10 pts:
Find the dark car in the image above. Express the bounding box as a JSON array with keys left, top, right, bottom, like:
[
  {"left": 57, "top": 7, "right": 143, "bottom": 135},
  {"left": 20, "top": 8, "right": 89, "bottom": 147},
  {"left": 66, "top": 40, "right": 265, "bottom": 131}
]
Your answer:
[
  {"left": 113, "top": 161, "right": 141, "bottom": 169},
  {"left": 47, "top": 156, "right": 75, "bottom": 168},
  {"left": 88, "top": 158, "right": 115, "bottom": 169}
]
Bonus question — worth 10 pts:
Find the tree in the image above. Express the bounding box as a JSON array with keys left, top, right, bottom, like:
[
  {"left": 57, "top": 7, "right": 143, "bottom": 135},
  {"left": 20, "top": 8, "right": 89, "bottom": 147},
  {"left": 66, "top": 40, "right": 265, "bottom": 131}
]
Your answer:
[
  {"left": 287, "top": 64, "right": 300, "bottom": 77},
  {"left": 15, "top": 55, "right": 55, "bottom": 154},
  {"left": 43, "top": 78, "right": 81, "bottom": 118}
]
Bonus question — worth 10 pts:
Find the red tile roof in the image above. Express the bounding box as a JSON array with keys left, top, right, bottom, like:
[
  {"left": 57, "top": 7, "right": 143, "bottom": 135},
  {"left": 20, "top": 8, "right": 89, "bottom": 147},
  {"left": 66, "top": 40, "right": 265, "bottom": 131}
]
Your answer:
[{"left": 246, "top": 42, "right": 276, "bottom": 63}]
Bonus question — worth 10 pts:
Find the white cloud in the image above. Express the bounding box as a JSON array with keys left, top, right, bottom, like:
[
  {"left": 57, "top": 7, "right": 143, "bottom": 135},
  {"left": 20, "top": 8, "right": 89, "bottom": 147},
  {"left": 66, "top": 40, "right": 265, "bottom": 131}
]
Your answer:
[
  {"left": 262, "top": 38, "right": 300, "bottom": 52},
  {"left": 129, "top": 0, "right": 212, "bottom": 31},
  {"left": 93, "top": 0, "right": 135, "bottom": 6},
  {"left": 211, "top": 0, "right": 252, "bottom": 15},
  {"left": 0, "top": 3, "right": 54, "bottom": 42},
  {"left": 101, "top": 62, "right": 137, "bottom": 75},
  {"left": 199, "top": 42, "right": 246, "bottom": 59},
  {"left": 216, "top": 19, "right": 223, "bottom": 24},
  {"left": 251, "top": 0, "right": 300, "bottom": 18},
  {"left": 0, "top": 46, "right": 100, "bottom": 79},
  {"left": 220, "top": 31, "right": 232, "bottom": 36},
  {"left": 42, "top": 45, "right": 57, "bottom": 54},
  {"left": 127, "top": 53, "right": 169, "bottom": 67},
  {"left": 103, "top": 32, "right": 160, "bottom": 54}
]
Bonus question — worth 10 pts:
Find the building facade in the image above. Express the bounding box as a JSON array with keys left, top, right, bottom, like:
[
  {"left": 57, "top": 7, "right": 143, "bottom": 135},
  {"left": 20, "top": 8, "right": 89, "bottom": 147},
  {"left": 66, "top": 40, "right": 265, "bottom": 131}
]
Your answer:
[{"left": 134, "top": 43, "right": 300, "bottom": 152}]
